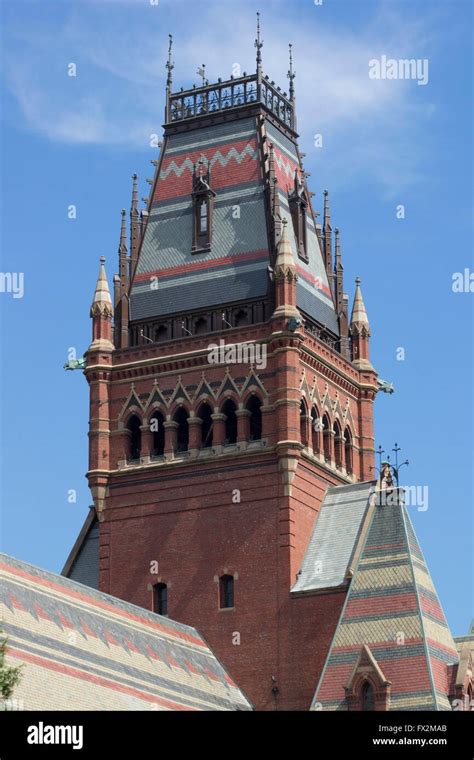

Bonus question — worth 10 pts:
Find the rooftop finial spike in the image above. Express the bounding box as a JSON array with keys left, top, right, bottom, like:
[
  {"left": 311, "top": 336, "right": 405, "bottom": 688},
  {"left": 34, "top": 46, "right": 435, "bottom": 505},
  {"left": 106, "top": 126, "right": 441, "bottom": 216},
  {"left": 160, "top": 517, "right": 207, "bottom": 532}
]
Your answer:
[
  {"left": 288, "top": 43, "right": 295, "bottom": 102},
  {"left": 255, "top": 11, "right": 263, "bottom": 79},
  {"left": 119, "top": 208, "right": 127, "bottom": 254},
  {"left": 166, "top": 34, "right": 174, "bottom": 91},
  {"left": 350, "top": 277, "right": 370, "bottom": 329},
  {"left": 335, "top": 227, "right": 342, "bottom": 267},
  {"left": 323, "top": 189, "right": 331, "bottom": 227},
  {"left": 131, "top": 173, "right": 138, "bottom": 213},
  {"left": 90, "top": 256, "right": 113, "bottom": 317}
]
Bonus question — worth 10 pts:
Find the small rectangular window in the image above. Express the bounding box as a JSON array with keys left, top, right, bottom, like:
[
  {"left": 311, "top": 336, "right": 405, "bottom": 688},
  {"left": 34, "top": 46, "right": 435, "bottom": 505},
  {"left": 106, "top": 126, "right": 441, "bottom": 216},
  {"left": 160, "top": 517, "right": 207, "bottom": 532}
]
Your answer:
[
  {"left": 199, "top": 200, "right": 208, "bottom": 234},
  {"left": 154, "top": 583, "right": 168, "bottom": 616},
  {"left": 219, "top": 575, "right": 234, "bottom": 609}
]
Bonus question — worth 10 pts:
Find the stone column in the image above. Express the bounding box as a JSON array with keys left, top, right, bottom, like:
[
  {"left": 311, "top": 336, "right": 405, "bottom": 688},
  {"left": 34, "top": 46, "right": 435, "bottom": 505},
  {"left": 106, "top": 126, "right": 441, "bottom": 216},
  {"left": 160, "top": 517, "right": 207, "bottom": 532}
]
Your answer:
[
  {"left": 211, "top": 412, "right": 226, "bottom": 452},
  {"left": 164, "top": 419, "right": 178, "bottom": 460},
  {"left": 188, "top": 415, "right": 202, "bottom": 457},
  {"left": 236, "top": 407, "right": 251, "bottom": 448},
  {"left": 140, "top": 423, "right": 153, "bottom": 462},
  {"left": 300, "top": 414, "right": 311, "bottom": 448},
  {"left": 260, "top": 404, "right": 273, "bottom": 442},
  {"left": 328, "top": 429, "right": 336, "bottom": 467}
]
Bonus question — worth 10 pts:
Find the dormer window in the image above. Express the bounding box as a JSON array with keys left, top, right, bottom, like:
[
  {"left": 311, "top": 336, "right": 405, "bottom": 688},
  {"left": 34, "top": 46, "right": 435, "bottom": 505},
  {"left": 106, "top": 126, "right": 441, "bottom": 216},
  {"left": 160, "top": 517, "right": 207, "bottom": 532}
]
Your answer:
[
  {"left": 192, "top": 159, "right": 216, "bottom": 252},
  {"left": 289, "top": 169, "right": 308, "bottom": 262},
  {"left": 199, "top": 199, "right": 208, "bottom": 235}
]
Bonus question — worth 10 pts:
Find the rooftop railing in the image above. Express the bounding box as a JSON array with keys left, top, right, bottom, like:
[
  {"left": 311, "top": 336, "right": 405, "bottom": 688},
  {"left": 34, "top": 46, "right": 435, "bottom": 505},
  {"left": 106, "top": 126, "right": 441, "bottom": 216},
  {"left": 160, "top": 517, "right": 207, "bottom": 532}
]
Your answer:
[{"left": 167, "top": 73, "right": 295, "bottom": 130}]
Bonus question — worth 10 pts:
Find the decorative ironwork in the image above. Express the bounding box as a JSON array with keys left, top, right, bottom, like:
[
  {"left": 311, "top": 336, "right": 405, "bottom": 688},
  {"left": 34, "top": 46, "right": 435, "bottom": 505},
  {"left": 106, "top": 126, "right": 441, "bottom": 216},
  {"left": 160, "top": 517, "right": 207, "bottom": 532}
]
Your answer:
[
  {"left": 370, "top": 443, "right": 409, "bottom": 486},
  {"left": 287, "top": 43, "right": 295, "bottom": 102},
  {"left": 168, "top": 72, "right": 294, "bottom": 129}
]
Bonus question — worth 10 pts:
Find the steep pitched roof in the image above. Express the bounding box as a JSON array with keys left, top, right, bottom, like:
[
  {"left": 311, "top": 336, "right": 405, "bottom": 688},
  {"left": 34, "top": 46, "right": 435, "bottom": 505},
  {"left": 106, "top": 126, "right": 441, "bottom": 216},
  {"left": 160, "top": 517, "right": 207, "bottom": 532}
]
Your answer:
[
  {"left": 292, "top": 481, "right": 376, "bottom": 593},
  {"left": 311, "top": 489, "right": 459, "bottom": 711},
  {"left": 265, "top": 120, "right": 338, "bottom": 334},
  {"left": 0, "top": 553, "right": 251, "bottom": 711},
  {"left": 61, "top": 507, "right": 99, "bottom": 588},
  {"left": 129, "top": 91, "right": 339, "bottom": 335},
  {"left": 130, "top": 118, "right": 269, "bottom": 321}
]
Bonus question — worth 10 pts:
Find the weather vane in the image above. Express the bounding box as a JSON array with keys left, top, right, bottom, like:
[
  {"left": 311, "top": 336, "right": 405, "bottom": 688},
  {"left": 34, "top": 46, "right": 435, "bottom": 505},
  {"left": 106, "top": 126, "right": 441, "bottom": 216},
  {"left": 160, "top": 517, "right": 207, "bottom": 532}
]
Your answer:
[
  {"left": 166, "top": 34, "right": 174, "bottom": 90},
  {"left": 287, "top": 43, "right": 295, "bottom": 101},
  {"left": 255, "top": 11, "right": 263, "bottom": 69},
  {"left": 197, "top": 64, "right": 207, "bottom": 87}
]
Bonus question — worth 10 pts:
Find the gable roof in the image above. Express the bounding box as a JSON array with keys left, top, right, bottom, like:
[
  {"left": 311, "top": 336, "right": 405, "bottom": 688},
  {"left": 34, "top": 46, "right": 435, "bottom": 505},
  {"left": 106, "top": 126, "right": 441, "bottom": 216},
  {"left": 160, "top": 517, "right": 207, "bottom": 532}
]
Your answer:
[
  {"left": 292, "top": 481, "right": 376, "bottom": 593},
  {"left": 311, "top": 489, "right": 459, "bottom": 711},
  {"left": 0, "top": 553, "right": 252, "bottom": 711}
]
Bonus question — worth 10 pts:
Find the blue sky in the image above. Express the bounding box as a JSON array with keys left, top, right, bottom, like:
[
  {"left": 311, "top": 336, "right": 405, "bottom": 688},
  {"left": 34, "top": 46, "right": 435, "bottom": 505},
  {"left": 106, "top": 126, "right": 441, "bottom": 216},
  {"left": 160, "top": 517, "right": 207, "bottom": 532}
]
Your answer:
[{"left": 0, "top": 0, "right": 472, "bottom": 635}]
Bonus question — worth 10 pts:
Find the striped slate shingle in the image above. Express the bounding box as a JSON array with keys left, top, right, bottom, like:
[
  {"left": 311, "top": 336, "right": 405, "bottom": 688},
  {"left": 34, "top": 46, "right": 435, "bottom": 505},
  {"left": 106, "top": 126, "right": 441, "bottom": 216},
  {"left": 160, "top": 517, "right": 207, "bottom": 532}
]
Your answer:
[
  {"left": 310, "top": 489, "right": 459, "bottom": 711},
  {"left": 129, "top": 113, "right": 339, "bottom": 333},
  {"left": 0, "top": 553, "right": 251, "bottom": 711}
]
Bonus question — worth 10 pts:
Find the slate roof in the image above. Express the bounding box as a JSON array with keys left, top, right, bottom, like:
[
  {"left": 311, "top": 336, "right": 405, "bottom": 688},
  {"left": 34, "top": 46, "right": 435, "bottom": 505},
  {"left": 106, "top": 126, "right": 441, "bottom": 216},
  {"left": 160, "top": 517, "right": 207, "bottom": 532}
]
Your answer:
[
  {"left": 130, "top": 118, "right": 269, "bottom": 321},
  {"left": 61, "top": 508, "right": 99, "bottom": 588},
  {"left": 310, "top": 489, "right": 459, "bottom": 711},
  {"left": 265, "top": 120, "right": 339, "bottom": 334},
  {"left": 129, "top": 111, "right": 339, "bottom": 333},
  {"left": 292, "top": 481, "right": 375, "bottom": 593},
  {"left": 0, "top": 553, "right": 251, "bottom": 711}
]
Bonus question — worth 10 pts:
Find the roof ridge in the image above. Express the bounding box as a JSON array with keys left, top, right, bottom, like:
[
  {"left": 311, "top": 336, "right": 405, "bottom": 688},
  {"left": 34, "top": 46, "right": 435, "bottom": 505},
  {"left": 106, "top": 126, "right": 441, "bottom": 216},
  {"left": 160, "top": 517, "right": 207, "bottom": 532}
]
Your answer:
[
  {"left": 310, "top": 489, "right": 378, "bottom": 709},
  {"left": 400, "top": 505, "right": 439, "bottom": 710}
]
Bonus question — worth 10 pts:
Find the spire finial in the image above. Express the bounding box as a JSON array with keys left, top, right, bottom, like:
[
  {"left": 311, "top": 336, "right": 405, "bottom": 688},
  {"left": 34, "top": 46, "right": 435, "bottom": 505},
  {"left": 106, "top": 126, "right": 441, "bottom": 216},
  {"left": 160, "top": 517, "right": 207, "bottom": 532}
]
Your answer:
[
  {"left": 91, "top": 256, "right": 113, "bottom": 317},
  {"left": 323, "top": 190, "right": 331, "bottom": 231},
  {"left": 131, "top": 173, "right": 138, "bottom": 213},
  {"left": 350, "top": 277, "right": 369, "bottom": 329},
  {"left": 166, "top": 34, "right": 174, "bottom": 91},
  {"left": 287, "top": 43, "right": 295, "bottom": 102},
  {"left": 255, "top": 11, "right": 263, "bottom": 78},
  {"left": 119, "top": 208, "right": 127, "bottom": 254},
  {"left": 334, "top": 227, "right": 342, "bottom": 266}
]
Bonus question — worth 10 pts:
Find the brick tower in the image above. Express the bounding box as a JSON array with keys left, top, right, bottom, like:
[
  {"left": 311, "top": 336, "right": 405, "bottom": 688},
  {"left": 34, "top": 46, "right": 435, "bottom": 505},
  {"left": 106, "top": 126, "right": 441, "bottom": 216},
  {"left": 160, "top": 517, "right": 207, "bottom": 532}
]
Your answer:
[{"left": 81, "top": 24, "right": 381, "bottom": 710}]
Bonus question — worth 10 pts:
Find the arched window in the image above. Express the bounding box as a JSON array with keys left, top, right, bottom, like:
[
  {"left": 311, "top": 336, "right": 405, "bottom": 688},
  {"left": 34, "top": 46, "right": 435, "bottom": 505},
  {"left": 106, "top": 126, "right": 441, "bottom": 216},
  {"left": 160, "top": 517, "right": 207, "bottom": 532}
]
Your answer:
[
  {"left": 194, "top": 317, "right": 208, "bottom": 335},
  {"left": 361, "top": 681, "right": 375, "bottom": 711},
  {"left": 153, "top": 583, "right": 168, "bottom": 616},
  {"left": 155, "top": 325, "right": 168, "bottom": 342},
  {"left": 234, "top": 309, "right": 249, "bottom": 327},
  {"left": 173, "top": 407, "right": 189, "bottom": 453},
  {"left": 246, "top": 396, "right": 262, "bottom": 441},
  {"left": 219, "top": 575, "right": 234, "bottom": 609},
  {"left": 150, "top": 411, "right": 165, "bottom": 457},
  {"left": 222, "top": 399, "right": 237, "bottom": 444},
  {"left": 322, "top": 414, "right": 331, "bottom": 462},
  {"left": 311, "top": 407, "right": 321, "bottom": 453},
  {"left": 334, "top": 421, "right": 343, "bottom": 468},
  {"left": 300, "top": 399, "right": 309, "bottom": 447},
  {"left": 127, "top": 415, "right": 141, "bottom": 462},
  {"left": 344, "top": 428, "right": 353, "bottom": 474},
  {"left": 198, "top": 402, "right": 213, "bottom": 448}
]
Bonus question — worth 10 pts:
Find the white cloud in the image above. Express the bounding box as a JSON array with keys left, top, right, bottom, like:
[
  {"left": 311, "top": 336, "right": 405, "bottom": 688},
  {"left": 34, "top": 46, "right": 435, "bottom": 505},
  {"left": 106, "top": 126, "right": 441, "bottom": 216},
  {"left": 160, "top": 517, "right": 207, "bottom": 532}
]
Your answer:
[{"left": 2, "top": 0, "right": 439, "bottom": 192}]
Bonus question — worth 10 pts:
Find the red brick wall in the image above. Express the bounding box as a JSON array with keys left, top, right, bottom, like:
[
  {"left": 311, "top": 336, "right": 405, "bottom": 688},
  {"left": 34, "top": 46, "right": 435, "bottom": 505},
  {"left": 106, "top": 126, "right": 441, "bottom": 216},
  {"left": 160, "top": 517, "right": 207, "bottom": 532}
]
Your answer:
[{"left": 86, "top": 321, "right": 376, "bottom": 709}]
